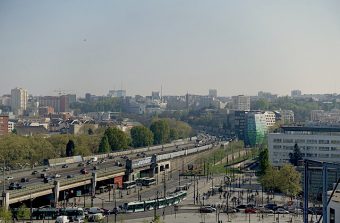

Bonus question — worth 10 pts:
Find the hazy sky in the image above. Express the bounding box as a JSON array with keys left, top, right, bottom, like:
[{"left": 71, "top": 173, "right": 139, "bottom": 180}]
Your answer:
[{"left": 1, "top": 1, "right": 340, "bottom": 97}]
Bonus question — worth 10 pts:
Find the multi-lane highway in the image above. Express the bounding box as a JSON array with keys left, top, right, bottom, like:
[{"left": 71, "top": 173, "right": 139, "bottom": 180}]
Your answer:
[{"left": 2, "top": 140, "right": 196, "bottom": 192}]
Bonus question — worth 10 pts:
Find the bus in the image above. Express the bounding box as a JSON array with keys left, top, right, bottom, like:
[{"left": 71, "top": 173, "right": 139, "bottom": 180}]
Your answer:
[
  {"left": 60, "top": 207, "right": 85, "bottom": 222},
  {"left": 123, "top": 180, "right": 136, "bottom": 189}
]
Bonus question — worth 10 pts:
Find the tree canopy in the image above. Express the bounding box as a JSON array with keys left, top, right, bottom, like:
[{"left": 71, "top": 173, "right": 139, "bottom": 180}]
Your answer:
[
  {"left": 258, "top": 148, "right": 269, "bottom": 175},
  {"left": 98, "top": 135, "right": 110, "bottom": 153},
  {"left": 103, "top": 127, "right": 130, "bottom": 150},
  {"left": 130, "top": 126, "right": 154, "bottom": 148},
  {"left": 66, "top": 140, "right": 75, "bottom": 157},
  {"left": 289, "top": 143, "right": 303, "bottom": 166},
  {"left": 150, "top": 120, "right": 170, "bottom": 145}
]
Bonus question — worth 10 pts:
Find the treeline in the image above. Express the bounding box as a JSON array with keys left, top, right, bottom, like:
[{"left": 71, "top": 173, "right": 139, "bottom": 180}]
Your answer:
[
  {"left": 98, "top": 118, "right": 192, "bottom": 153},
  {"left": 0, "top": 119, "right": 192, "bottom": 168}
]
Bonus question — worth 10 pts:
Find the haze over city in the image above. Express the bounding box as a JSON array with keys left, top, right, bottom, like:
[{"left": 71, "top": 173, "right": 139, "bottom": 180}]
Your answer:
[{"left": 1, "top": 0, "right": 340, "bottom": 97}]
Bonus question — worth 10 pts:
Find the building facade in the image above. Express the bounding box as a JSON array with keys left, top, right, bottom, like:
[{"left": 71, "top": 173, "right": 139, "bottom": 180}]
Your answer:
[
  {"left": 269, "top": 126, "right": 340, "bottom": 166},
  {"left": 245, "top": 112, "right": 267, "bottom": 147},
  {"left": 11, "top": 88, "right": 28, "bottom": 115},
  {"left": 0, "top": 115, "right": 9, "bottom": 135},
  {"left": 232, "top": 95, "right": 250, "bottom": 111},
  {"left": 263, "top": 111, "right": 276, "bottom": 128}
]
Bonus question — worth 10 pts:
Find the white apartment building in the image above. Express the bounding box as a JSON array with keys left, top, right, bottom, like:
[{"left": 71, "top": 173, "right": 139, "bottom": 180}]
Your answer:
[
  {"left": 263, "top": 111, "right": 276, "bottom": 128},
  {"left": 268, "top": 126, "right": 340, "bottom": 166},
  {"left": 8, "top": 121, "right": 14, "bottom": 133},
  {"left": 11, "top": 88, "right": 28, "bottom": 115},
  {"left": 232, "top": 95, "right": 250, "bottom": 111}
]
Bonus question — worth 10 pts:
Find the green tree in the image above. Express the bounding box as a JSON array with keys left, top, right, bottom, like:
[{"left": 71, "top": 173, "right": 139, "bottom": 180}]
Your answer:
[
  {"left": 150, "top": 120, "right": 170, "bottom": 145},
  {"left": 258, "top": 148, "right": 269, "bottom": 175},
  {"left": 259, "top": 166, "right": 280, "bottom": 192},
  {"left": 88, "top": 128, "right": 94, "bottom": 135},
  {"left": 98, "top": 135, "right": 110, "bottom": 153},
  {"left": 17, "top": 204, "right": 30, "bottom": 222},
  {"left": 277, "top": 164, "right": 302, "bottom": 197},
  {"left": 130, "top": 126, "right": 154, "bottom": 148},
  {"left": 289, "top": 143, "right": 303, "bottom": 166},
  {"left": 104, "top": 127, "right": 129, "bottom": 150},
  {"left": 0, "top": 207, "right": 12, "bottom": 223},
  {"left": 66, "top": 140, "right": 75, "bottom": 157}
]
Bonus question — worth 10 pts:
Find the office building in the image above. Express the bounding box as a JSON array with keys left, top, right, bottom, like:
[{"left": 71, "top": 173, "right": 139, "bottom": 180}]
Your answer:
[
  {"left": 245, "top": 112, "right": 267, "bottom": 147},
  {"left": 151, "top": 91, "right": 160, "bottom": 100},
  {"left": 263, "top": 111, "right": 276, "bottom": 128},
  {"left": 108, "top": 90, "right": 126, "bottom": 98},
  {"left": 38, "top": 95, "right": 69, "bottom": 113},
  {"left": 291, "top": 89, "right": 302, "bottom": 97},
  {"left": 268, "top": 126, "right": 340, "bottom": 166},
  {"left": 11, "top": 88, "right": 28, "bottom": 115},
  {"left": 0, "top": 115, "right": 9, "bottom": 135},
  {"left": 232, "top": 95, "right": 250, "bottom": 111},
  {"left": 209, "top": 89, "right": 217, "bottom": 98}
]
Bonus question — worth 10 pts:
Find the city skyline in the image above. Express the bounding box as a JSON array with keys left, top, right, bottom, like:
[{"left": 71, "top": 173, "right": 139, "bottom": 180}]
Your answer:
[{"left": 1, "top": 1, "right": 340, "bottom": 97}]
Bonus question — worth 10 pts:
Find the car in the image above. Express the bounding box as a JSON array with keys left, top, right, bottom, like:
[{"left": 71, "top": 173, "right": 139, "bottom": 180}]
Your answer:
[
  {"left": 245, "top": 208, "right": 257, "bottom": 214},
  {"left": 93, "top": 166, "right": 99, "bottom": 171},
  {"left": 40, "top": 173, "right": 48, "bottom": 178},
  {"left": 275, "top": 208, "right": 289, "bottom": 214},
  {"left": 62, "top": 164, "right": 68, "bottom": 168},
  {"left": 223, "top": 207, "right": 239, "bottom": 213},
  {"left": 236, "top": 204, "right": 247, "bottom": 209},
  {"left": 265, "top": 203, "right": 278, "bottom": 210},
  {"left": 54, "top": 174, "right": 61, "bottom": 178},
  {"left": 80, "top": 168, "right": 88, "bottom": 174},
  {"left": 32, "top": 170, "right": 39, "bottom": 175},
  {"left": 6, "top": 176, "right": 13, "bottom": 181},
  {"left": 43, "top": 177, "right": 53, "bottom": 183},
  {"left": 78, "top": 163, "right": 85, "bottom": 167},
  {"left": 43, "top": 167, "right": 49, "bottom": 172},
  {"left": 258, "top": 208, "right": 274, "bottom": 214},
  {"left": 9, "top": 183, "right": 24, "bottom": 190},
  {"left": 20, "top": 178, "right": 29, "bottom": 183},
  {"left": 67, "top": 175, "right": 74, "bottom": 179},
  {"left": 55, "top": 216, "right": 70, "bottom": 223},
  {"left": 88, "top": 213, "right": 104, "bottom": 222},
  {"left": 291, "top": 208, "right": 303, "bottom": 215},
  {"left": 199, "top": 206, "right": 216, "bottom": 213}
]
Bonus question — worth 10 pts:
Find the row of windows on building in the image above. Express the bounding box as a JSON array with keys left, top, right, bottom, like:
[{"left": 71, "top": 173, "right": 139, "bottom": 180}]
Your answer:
[
  {"left": 272, "top": 145, "right": 340, "bottom": 151},
  {"left": 273, "top": 138, "right": 340, "bottom": 144},
  {"left": 272, "top": 152, "right": 340, "bottom": 158}
]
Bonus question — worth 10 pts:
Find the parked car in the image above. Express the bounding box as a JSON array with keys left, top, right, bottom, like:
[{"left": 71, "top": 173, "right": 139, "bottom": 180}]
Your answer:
[
  {"left": 40, "top": 173, "right": 48, "bottom": 178},
  {"left": 245, "top": 208, "right": 257, "bottom": 214},
  {"left": 258, "top": 208, "right": 274, "bottom": 214},
  {"left": 88, "top": 207, "right": 104, "bottom": 214},
  {"left": 223, "top": 207, "right": 239, "bottom": 213},
  {"left": 6, "top": 176, "right": 13, "bottom": 181},
  {"left": 265, "top": 203, "right": 278, "bottom": 210},
  {"left": 62, "top": 164, "right": 68, "bottom": 168},
  {"left": 199, "top": 206, "right": 216, "bottom": 213},
  {"left": 88, "top": 213, "right": 104, "bottom": 222},
  {"left": 93, "top": 166, "right": 99, "bottom": 171},
  {"left": 20, "top": 177, "right": 29, "bottom": 183},
  {"left": 236, "top": 204, "right": 247, "bottom": 209},
  {"left": 43, "top": 167, "right": 50, "bottom": 172},
  {"left": 32, "top": 170, "right": 39, "bottom": 175},
  {"left": 67, "top": 175, "right": 74, "bottom": 179},
  {"left": 78, "top": 163, "right": 85, "bottom": 167},
  {"left": 275, "top": 208, "right": 289, "bottom": 214},
  {"left": 55, "top": 216, "right": 70, "bottom": 223}
]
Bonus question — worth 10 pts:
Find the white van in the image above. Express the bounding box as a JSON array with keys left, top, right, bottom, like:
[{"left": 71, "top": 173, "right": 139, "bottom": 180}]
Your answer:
[
  {"left": 88, "top": 207, "right": 103, "bottom": 214},
  {"left": 55, "top": 216, "right": 70, "bottom": 223}
]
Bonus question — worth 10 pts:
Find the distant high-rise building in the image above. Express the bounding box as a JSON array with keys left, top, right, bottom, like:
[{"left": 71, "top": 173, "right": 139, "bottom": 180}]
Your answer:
[
  {"left": 38, "top": 95, "right": 69, "bottom": 113},
  {"left": 0, "top": 115, "right": 9, "bottom": 135},
  {"left": 11, "top": 87, "right": 28, "bottom": 115},
  {"left": 108, "top": 90, "right": 126, "bottom": 98},
  {"left": 291, "top": 89, "right": 302, "bottom": 97},
  {"left": 232, "top": 95, "right": 250, "bottom": 111},
  {"left": 151, "top": 91, "right": 160, "bottom": 100},
  {"left": 209, "top": 89, "right": 217, "bottom": 98}
]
